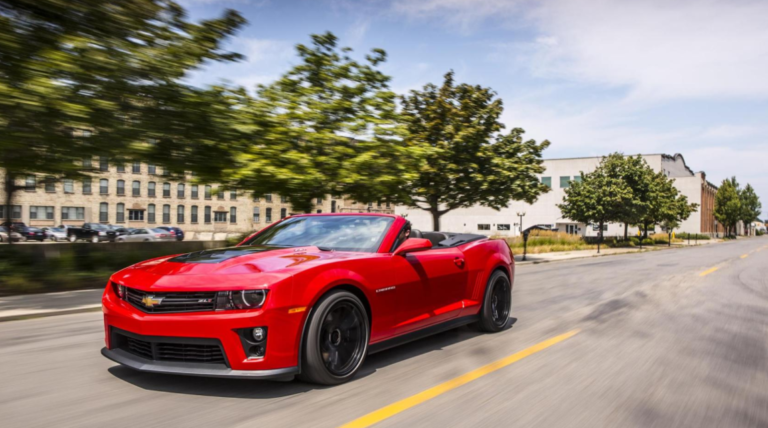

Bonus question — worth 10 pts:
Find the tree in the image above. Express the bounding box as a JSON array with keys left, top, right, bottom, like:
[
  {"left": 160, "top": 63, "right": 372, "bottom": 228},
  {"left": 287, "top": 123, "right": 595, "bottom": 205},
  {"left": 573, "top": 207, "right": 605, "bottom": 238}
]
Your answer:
[
  {"left": 225, "top": 32, "right": 419, "bottom": 213},
  {"left": 400, "top": 71, "right": 550, "bottom": 231},
  {"left": 602, "top": 154, "right": 654, "bottom": 239},
  {"left": 739, "top": 184, "right": 761, "bottom": 236},
  {"left": 558, "top": 154, "right": 635, "bottom": 252},
  {"left": 0, "top": 0, "right": 246, "bottom": 237},
  {"left": 638, "top": 170, "right": 698, "bottom": 238},
  {"left": 714, "top": 177, "right": 742, "bottom": 237}
]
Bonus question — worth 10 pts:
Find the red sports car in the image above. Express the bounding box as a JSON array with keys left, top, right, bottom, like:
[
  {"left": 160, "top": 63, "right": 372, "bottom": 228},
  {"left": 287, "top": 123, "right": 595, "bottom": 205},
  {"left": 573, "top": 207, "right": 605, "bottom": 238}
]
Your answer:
[{"left": 101, "top": 213, "right": 514, "bottom": 385}]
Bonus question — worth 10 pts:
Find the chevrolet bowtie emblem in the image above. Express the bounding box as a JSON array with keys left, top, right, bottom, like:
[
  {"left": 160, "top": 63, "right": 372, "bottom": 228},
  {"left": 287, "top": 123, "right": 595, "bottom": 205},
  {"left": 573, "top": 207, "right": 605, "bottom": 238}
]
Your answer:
[{"left": 141, "top": 295, "right": 164, "bottom": 308}]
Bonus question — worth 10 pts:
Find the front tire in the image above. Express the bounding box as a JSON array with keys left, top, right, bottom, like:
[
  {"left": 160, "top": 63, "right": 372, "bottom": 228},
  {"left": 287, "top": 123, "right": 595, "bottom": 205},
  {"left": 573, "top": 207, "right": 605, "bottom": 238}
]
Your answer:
[
  {"left": 299, "top": 290, "right": 369, "bottom": 385},
  {"left": 478, "top": 270, "right": 512, "bottom": 332},
  {"left": 68, "top": 235, "right": 77, "bottom": 243},
  {"left": 91, "top": 236, "right": 99, "bottom": 244}
]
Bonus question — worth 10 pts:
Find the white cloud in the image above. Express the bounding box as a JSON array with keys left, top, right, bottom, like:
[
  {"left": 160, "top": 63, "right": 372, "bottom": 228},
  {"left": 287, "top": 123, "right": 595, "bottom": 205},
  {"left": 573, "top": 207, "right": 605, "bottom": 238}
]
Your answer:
[{"left": 346, "top": 19, "right": 370, "bottom": 47}]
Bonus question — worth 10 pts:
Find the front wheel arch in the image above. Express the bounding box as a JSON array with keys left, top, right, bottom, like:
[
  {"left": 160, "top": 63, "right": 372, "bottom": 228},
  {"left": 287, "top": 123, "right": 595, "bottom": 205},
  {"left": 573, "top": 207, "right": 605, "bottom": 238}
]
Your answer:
[{"left": 297, "top": 284, "right": 372, "bottom": 375}]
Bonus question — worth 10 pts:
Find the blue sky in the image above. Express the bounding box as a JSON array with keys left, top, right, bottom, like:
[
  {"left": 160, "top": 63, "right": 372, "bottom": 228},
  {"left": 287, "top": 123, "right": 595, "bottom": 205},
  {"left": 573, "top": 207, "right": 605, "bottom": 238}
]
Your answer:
[{"left": 181, "top": 0, "right": 767, "bottom": 217}]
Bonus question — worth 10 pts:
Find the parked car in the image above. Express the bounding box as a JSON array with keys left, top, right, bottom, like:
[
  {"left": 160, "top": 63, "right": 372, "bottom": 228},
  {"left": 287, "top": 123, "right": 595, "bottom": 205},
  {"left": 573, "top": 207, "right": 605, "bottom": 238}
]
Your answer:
[
  {"left": 115, "top": 228, "right": 174, "bottom": 242},
  {"left": 102, "top": 213, "right": 514, "bottom": 385},
  {"left": 67, "top": 223, "right": 117, "bottom": 243},
  {"left": 107, "top": 225, "right": 131, "bottom": 237},
  {"left": 3, "top": 221, "right": 27, "bottom": 233},
  {"left": 42, "top": 227, "right": 67, "bottom": 242},
  {"left": 157, "top": 226, "right": 185, "bottom": 241},
  {"left": 18, "top": 226, "right": 47, "bottom": 242},
  {"left": 0, "top": 226, "right": 23, "bottom": 242}
]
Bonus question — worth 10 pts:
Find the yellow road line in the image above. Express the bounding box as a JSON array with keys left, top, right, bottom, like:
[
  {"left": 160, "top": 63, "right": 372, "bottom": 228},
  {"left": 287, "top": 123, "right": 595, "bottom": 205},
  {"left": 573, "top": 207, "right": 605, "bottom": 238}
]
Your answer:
[
  {"left": 339, "top": 329, "right": 580, "bottom": 428},
  {"left": 700, "top": 267, "right": 719, "bottom": 276},
  {"left": 740, "top": 254, "right": 749, "bottom": 259}
]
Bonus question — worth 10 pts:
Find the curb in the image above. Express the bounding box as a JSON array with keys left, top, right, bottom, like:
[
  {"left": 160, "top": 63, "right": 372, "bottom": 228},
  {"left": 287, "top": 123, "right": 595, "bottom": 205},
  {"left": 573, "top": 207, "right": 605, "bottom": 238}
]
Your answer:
[{"left": 0, "top": 305, "right": 101, "bottom": 323}]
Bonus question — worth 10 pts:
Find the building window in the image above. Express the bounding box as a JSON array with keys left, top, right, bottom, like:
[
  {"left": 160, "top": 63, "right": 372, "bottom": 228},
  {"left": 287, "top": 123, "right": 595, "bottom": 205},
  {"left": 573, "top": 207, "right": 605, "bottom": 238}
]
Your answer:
[
  {"left": 205, "top": 185, "right": 212, "bottom": 200},
  {"left": 128, "top": 210, "right": 144, "bottom": 221},
  {"left": 230, "top": 190, "right": 237, "bottom": 200},
  {"left": 541, "top": 176, "right": 552, "bottom": 188},
  {"left": 559, "top": 176, "right": 571, "bottom": 188},
  {"left": 280, "top": 195, "right": 287, "bottom": 203},
  {"left": 265, "top": 207, "right": 272, "bottom": 222},
  {"left": 82, "top": 158, "right": 92, "bottom": 169},
  {"left": 253, "top": 194, "right": 260, "bottom": 202},
  {"left": 316, "top": 209, "right": 322, "bottom": 214},
  {"left": 82, "top": 178, "right": 92, "bottom": 194},
  {"left": 280, "top": 208, "right": 287, "bottom": 219},
  {"left": 478, "top": 224, "right": 491, "bottom": 231},
  {"left": 11, "top": 205, "right": 21, "bottom": 219},
  {"left": 148, "top": 181, "right": 156, "bottom": 197},
  {"left": 116, "top": 203, "right": 125, "bottom": 223},
  {"left": 44, "top": 177, "right": 55, "bottom": 193},
  {"left": 100, "top": 179, "right": 108, "bottom": 195},
  {"left": 162, "top": 205, "right": 170, "bottom": 223},
  {"left": 63, "top": 179, "right": 74, "bottom": 193},
  {"left": 132, "top": 162, "right": 141, "bottom": 174},
  {"left": 253, "top": 207, "right": 260, "bottom": 223},
  {"left": 497, "top": 224, "right": 511, "bottom": 231},
  {"left": 132, "top": 181, "right": 140, "bottom": 196},
  {"left": 191, "top": 185, "right": 199, "bottom": 199},
  {"left": 214, "top": 211, "right": 227, "bottom": 223},
  {"left": 573, "top": 175, "right": 583, "bottom": 184},
  {"left": 148, "top": 204, "right": 156, "bottom": 223},
  {"left": 230, "top": 207, "right": 237, "bottom": 223},
  {"left": 148, "top": 164, "right": 156, "bottom": 175},
  {"left": 116, "top": 163, "right": 125, "bottom": 173},
  {"left": 204, "top": 206, "right": 211, "bottom": 223},
  {"left": 162, "top": 167, "right": 169, "bottom": 176},
  {"left": 61, "top": 207, "right": 84, "bottom": 220},
  {"left": 316, "top": 197, "right": 323, "bottom": 205},
  {"left": 30, "top": 206, "right": 54, "bottom": 220},
  {"left": 25, "top": 175, "right": 36, "bottom": 191},
  {"left": 116, "top": 180, "right": 125, "bottom": 196},
  {"left": 265, "top": 194, "right": 272, "bottom": 203},
  {"left": 177, "top": 183, "right": 185, "bottom": 198},
  {"left": 99, "top": 203, "right": 108, "bottom": 222},
  {"left": 177, "top": 205, "right": 185, "bottom": 223},
  {"left": 99, "top": 156, "right": 108, "bottom": 171},
  {"left": 331, "top": 200, "right": 336, "bottom": 213},
  {"left": 217, "top": 187, "right": 225, "bottom": 200},
  {"left": 191, "top": 206, "right": 198, "bottom": 223},
  {"left": 163, "top": 182, "right": 170, "bottom": 197}
]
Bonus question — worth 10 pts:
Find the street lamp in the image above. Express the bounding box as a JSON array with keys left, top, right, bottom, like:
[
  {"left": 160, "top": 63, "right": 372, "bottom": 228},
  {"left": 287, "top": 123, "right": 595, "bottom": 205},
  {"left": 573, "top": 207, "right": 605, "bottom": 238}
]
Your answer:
[{"left": 517, "top": 212, "right": 527, "bottom": 261}]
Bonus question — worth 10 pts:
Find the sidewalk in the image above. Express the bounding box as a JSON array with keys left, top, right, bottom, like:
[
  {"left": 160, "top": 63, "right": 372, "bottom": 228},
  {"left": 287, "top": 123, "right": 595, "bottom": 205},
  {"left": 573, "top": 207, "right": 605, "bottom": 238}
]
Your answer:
[
  {"left": 0, "top": 289, "right": 103, "bottom": 322},
  {"left": 514, "top": 246, "right": 652, "bottom": 264}
]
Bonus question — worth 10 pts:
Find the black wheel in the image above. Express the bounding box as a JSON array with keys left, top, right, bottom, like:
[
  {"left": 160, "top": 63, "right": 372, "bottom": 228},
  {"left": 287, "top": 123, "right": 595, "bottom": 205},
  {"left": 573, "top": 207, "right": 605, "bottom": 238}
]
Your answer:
[
  {"left": 299, "top": 290, "right": 369, "bottom": 385},
  {"left": 478, "top": 270, "right": 512, "bottom": 332}
]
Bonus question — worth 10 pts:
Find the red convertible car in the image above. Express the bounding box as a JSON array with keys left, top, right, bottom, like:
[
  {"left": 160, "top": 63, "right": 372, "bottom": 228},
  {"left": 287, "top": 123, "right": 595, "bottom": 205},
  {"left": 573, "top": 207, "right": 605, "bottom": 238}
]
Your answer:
[{"left": 102, "top": 213, "right": 514, "bottom": 385}]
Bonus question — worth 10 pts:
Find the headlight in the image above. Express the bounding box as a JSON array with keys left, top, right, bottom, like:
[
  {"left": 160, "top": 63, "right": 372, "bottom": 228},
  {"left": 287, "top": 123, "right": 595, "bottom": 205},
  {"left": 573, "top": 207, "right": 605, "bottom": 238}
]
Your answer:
[
  {"left": 216, "top": 290, "right": 267, "bottom": 310},
  {"left": 112, "top": 282, "right": 125, "bottom": 299}
]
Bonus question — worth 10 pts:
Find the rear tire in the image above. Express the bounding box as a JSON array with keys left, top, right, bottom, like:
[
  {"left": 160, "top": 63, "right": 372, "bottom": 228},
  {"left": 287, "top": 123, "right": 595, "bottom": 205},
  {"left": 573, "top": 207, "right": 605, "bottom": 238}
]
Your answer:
[
  {"left": 477, "top": 270, "right": 512, "bottom": 332},
  {"left": 50, "top": 236, "right": 57, "bottom": 242},
  {"left": 299, "top": 290, "right": 369, "bottom": 385}
]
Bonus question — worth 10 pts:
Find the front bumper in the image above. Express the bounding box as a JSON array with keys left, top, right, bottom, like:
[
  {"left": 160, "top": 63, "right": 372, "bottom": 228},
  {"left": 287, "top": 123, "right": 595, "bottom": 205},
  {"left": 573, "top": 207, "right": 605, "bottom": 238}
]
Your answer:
[{"left": 101, "top": 347, "right": 298, "bottom": 380}]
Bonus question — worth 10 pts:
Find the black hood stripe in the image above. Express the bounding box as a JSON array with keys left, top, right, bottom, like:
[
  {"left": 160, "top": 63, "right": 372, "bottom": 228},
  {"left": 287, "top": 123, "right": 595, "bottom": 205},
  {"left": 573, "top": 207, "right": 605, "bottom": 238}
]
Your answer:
[{"left": 168, "top": 246, "right": 283, "bottom": 264}]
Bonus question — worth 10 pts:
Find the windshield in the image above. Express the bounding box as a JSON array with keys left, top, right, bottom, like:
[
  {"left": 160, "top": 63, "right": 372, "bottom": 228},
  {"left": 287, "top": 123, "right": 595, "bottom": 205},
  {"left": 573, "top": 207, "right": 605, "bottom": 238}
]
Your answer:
[
  {"left": 244, "top": 215, "right": 394, "bottom": 253},
  {"left": 90, "top": 224, "right": 109, "bottom": 231}
]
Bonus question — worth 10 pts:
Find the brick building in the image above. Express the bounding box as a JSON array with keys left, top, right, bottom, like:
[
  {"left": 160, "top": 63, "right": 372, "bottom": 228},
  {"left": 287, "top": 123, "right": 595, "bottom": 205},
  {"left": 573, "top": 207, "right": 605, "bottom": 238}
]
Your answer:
[{"left": 0, "top": 159, "right": 394, "bottom": 240}]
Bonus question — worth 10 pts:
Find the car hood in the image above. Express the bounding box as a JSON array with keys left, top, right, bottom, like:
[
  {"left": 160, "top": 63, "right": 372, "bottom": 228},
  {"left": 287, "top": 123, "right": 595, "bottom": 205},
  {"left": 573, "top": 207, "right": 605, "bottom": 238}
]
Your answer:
[{"left": 111, "top": 245, "right": 366, "bottom": 291}]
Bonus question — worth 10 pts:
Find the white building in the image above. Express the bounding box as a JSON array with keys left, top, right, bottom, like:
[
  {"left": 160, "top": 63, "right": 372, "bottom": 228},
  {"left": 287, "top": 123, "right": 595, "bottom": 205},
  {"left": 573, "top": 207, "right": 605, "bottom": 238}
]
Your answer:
[{"left": 397, "top": 153, "right": 724, "bottom": 238}]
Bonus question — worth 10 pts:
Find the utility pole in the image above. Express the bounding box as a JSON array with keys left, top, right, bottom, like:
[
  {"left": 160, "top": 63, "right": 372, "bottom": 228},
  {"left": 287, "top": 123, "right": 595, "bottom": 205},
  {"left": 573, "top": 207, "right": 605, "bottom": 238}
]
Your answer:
[{"left": 517, "top": 211, "right": 527, "bottom": 261}]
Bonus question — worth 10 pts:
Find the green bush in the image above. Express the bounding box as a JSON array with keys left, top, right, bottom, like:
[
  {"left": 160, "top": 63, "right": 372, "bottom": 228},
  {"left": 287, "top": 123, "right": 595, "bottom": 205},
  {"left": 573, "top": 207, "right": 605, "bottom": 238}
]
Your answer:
[
  {"left": 641, "top": 238, "right": 655, "bottom": 245},
  {"left": 757, "top": 230, "right": 765, "bottom": 236},
  {"left": 676, "top": 232, "right": 711, "bottom": 240},
  {"left": 607, "top": 238, "right": 635, "bottom": 248}
]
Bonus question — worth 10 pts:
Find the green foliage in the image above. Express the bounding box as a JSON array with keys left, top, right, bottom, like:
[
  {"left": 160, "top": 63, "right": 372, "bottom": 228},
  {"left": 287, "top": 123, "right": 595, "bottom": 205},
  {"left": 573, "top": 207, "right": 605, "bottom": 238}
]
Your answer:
[
  {"left": 676, "top": 232, "right": 711, "bottom": 240},
  {"left": 714, "top": 177, "right": 742, "bottom": 236},
  {"left": 558, "top": 153, "right": 635, "bottom": 234},
  {"left": 739, "top": 184, "right": 761, "bottom": 234},
  {"left": 500, "top": 231, "right": 595, "bottom": 254},
  {"left": 400, "top": 71, "right": 550, "bottom": 230},
  {"left": 641, "top": 238, "right": 655, "bottom": 245},
  {"left": 756, "top": 229, "right": 765, "bottom": 236},
  {"left": 0, "top": 0, "right": 246, "bottom": 221},
  {"left": 226, "top": 32, "right": 417, "bottom": 213}
]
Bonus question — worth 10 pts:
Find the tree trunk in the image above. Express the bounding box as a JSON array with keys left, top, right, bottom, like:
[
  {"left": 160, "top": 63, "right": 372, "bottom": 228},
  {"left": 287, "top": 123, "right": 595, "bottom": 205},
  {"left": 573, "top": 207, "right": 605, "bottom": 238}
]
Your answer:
[
  {"left": 643, "top": 221, "right": 649, "bottom": 239},
  {"left": 597, "top": 220, "right": 604, "bottom": 254},
  {"left": 430, "top": 209, "right": 443, "bottom": 232},
  {"left": 4, "top": 172, "right": 15, "bottom": 246},
  {"left": 624, "top": 223, "right": 628, "bottom": 240}
]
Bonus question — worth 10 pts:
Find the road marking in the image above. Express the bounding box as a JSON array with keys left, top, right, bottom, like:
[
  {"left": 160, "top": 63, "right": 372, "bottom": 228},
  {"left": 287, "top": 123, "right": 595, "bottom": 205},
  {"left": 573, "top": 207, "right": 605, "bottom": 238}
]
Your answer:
[
  {"left": 339, "top": 329, "right": 580, "bottom": 428},
  {"left": 740, "top": 254, "right": 749, "bottom": 259},
  {"left": 700, "top": 267, "right": 719, "bottom": 276}
]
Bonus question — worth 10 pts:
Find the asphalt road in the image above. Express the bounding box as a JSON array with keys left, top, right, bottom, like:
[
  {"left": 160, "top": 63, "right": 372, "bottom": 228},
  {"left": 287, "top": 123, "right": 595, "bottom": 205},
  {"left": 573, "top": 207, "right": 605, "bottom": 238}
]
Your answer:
[{"left": 2, "top": 237, "right": 768, "bottom": 428}]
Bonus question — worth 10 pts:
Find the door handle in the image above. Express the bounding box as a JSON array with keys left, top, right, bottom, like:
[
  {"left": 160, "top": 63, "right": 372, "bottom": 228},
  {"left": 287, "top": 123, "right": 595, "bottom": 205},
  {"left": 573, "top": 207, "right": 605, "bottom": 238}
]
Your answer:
[{"left": 454, "top": 257, "right": 465, "bottom": 268}]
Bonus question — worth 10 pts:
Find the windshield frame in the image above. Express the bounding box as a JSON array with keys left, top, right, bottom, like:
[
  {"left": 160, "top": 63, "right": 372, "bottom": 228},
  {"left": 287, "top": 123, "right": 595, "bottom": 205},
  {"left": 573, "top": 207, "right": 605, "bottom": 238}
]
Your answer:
[{"left": 242, "top": 215, "right": 395, "bottom": 253}]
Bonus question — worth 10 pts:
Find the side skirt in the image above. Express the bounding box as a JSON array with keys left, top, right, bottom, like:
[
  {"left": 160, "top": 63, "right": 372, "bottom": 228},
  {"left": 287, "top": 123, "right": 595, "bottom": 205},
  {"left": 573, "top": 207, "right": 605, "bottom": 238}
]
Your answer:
[{"left": 368, "top": 315, "right": 479, "bottom": 355}]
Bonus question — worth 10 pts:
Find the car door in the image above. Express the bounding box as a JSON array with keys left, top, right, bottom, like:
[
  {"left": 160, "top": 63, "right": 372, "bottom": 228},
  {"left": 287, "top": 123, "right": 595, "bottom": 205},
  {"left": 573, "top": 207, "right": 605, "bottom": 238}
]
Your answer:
[{"left": 387, "top": 246, "right": 469, "bottom": 335}]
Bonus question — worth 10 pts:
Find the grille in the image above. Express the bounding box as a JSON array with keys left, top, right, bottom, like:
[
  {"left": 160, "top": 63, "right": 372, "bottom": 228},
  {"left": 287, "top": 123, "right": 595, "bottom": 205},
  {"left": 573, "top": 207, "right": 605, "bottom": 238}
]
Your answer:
[
  {"left": 124, "top": 286, "right": 217, "bottom": 313},
  {"left": 117, "top": 332, "right": 226, "bottom": 364}
]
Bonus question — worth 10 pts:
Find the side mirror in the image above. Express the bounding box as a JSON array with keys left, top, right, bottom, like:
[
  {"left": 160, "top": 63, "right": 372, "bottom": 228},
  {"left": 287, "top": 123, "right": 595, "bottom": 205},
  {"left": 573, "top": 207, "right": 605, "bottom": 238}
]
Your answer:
[{"left": 394, "top": 238, "right": 432, "bottom": 256}]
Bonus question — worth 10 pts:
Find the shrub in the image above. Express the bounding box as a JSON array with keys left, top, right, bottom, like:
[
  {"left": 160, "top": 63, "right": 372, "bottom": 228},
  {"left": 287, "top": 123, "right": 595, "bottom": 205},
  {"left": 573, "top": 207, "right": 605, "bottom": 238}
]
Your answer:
[
  {"left": 501, "top": 231, "right": 596, "bottom": 253},
  {"left": 641, "top": 238, "right": 655, "bottom": 245},
  {"left": 757, "top": 230, "right": 765, "bottom": 236},
  {"left": 676, "top": 232, "right": 711, "bottom": 240},
  {"left": 607, "top": 238, "right": 635, "bottom": 248}
]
